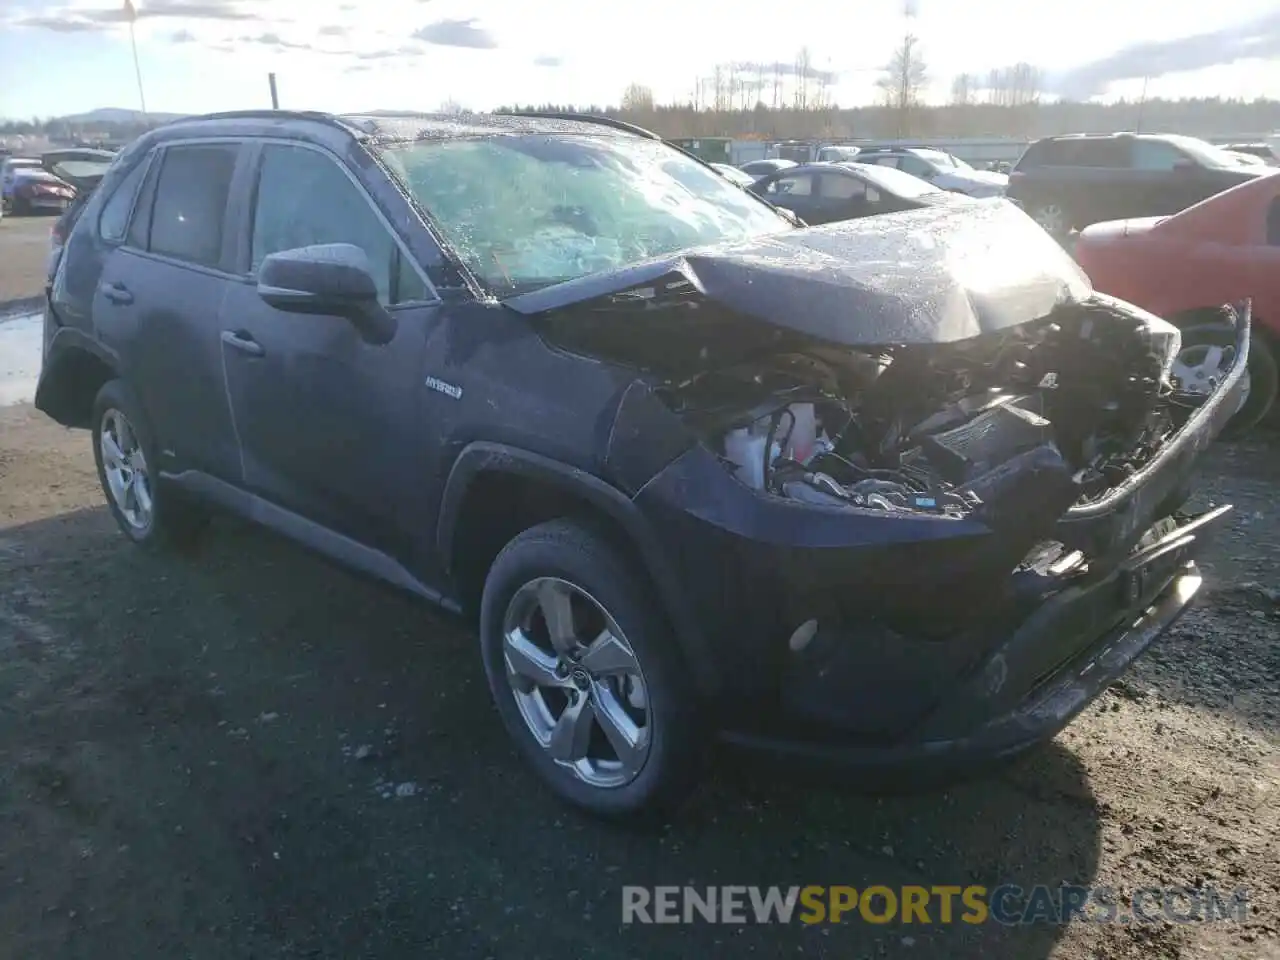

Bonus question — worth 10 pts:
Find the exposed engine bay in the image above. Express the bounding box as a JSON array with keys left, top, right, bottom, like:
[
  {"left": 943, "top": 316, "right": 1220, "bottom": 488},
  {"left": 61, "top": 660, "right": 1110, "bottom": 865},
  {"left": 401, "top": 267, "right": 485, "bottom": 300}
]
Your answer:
[{"left": 660, "top": 297, "right": 1186, "bottom": 520}]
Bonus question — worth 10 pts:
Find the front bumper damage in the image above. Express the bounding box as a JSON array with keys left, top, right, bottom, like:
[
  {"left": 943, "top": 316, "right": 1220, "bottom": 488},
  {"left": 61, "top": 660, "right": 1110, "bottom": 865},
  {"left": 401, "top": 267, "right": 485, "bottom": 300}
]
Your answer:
[{"left": 633, "top": 304, "right": 1249, "bottom": 772}]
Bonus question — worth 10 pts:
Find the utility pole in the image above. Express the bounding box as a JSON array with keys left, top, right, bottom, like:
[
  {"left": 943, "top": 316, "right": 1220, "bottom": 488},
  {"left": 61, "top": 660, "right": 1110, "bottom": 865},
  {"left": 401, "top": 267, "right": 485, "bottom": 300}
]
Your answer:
[
  {"left": 1135, "top": 75, "right": 1150, "bottom": 133},
  {"left": 268, "top": 73, "right": 280, "bottom": 109},
  {"left": 123, "top": 0, "right": 147, "bottom": 115}
]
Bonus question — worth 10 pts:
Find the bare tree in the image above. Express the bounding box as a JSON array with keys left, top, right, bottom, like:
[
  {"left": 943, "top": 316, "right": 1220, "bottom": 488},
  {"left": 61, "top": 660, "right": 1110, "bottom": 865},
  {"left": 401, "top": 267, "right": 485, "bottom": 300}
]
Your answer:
[
  {"left": 1007, "top": 62, "right": 1043, "bottom": 107},
  {"left": 950, "top": 72, "right": 976, "bottom": 106},
  {"left": 794, "top": 47, "right": 813, "bottom": 110},
  {"left": 620, "top": 83, "right": 655, "bottom": 112},
  {"left": 712, "top": 65, "right": 728, "bottom": 112},
  {"left": 771, "top": 61, "right": 785, "bottom": 109},
  {"left": 437, "top": 98, "right": 466, "bottom": 115},
  {"left": 877, "top": 34, "right": 928, "bottom": 135}
]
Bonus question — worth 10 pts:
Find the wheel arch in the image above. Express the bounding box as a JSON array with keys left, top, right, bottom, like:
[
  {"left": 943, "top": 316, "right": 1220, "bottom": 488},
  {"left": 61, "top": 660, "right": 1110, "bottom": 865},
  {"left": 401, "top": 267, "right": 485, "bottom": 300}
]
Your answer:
[
  {"left": 34, "top": 327, "right": 120, "bottom": 429},
  {"left": 437, "top": 441, "right": 721, "bottom": 696}
]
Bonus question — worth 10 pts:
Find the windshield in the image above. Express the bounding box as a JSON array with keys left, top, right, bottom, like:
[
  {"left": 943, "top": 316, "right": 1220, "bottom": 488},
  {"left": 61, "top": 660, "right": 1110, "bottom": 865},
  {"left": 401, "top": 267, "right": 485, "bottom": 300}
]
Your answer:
[
  {"left": 848, "top": 163, "right": 945, "bottom": 198},
  {"left": 51, "top": 159, "right": 113, "bottom": 180},
  {"left": 1162, "top": 135, "right": 1247, "bottom": 169},
  {"left": 379, "top": 134, "right": 791, "bottom": 296},
  {"left": 915, "top": 149, "right": 971, "bottom": 171}
]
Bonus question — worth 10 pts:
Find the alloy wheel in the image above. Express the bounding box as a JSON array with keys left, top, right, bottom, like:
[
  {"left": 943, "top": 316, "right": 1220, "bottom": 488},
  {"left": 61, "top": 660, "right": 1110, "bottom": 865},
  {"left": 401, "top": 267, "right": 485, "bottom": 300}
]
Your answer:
[
  {"left": 1172, "top": 343, "right": 1251, "bottom": 413},
  {"left": 100, "top": 408, "right": 154, "bottom": 532},
  {"left": 1032, "top": 203, "right": 1065, "bottom": 235},
  {"left": 501, "top": 577, "right": 652, "bottom": 789}
]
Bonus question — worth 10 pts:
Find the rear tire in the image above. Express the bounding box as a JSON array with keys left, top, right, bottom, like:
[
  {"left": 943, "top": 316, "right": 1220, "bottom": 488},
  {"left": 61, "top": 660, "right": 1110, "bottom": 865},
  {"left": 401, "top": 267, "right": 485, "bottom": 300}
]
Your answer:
[
  {"left": 479, "top": 519, "right": 703, "bottom": 820},
  {"left": 91, "top": 379, "right": 207, "bottom": 549}
]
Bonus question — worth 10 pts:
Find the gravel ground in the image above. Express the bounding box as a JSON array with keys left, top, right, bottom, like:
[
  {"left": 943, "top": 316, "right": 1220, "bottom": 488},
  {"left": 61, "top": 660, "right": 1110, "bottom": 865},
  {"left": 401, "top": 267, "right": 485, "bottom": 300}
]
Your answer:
[
  {"left": 0, "top": 401, "right": 1277, "bottom": 960},
  {"left": 0, "top": 215, "right": 54, "bottom": 306}
]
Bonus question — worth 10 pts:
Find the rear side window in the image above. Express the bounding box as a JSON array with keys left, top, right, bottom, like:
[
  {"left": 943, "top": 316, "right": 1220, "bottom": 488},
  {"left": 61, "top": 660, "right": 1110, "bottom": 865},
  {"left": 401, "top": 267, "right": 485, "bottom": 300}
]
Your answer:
[
  {"left": 1267, "top": 197, "right": 1280, "bottom": 247},
  {"left": 97, "top": 157, "right": 149, "bottom": 243},
  {"left": 1016, "top": 138, "right": 1129, "bottom": 169},
  {"left": 1066, "top": 139, "right": 1129, "bottom": 168},
  {"left": 148, "top": 144, "right": 238, "bottom": 268}
]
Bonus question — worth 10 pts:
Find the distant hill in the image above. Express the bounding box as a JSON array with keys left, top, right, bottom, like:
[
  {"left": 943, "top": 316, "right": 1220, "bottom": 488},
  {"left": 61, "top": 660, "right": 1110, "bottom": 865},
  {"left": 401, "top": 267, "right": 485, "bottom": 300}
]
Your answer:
[{"left": 52, "top": 108, "right": 187, "bottom": 125}]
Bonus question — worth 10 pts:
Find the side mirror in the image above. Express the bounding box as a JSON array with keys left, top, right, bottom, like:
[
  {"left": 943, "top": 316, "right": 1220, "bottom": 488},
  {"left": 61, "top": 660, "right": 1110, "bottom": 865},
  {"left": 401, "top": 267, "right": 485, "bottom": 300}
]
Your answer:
[{"left": 257, "top": 243, "right": 397, "bottom": 345}]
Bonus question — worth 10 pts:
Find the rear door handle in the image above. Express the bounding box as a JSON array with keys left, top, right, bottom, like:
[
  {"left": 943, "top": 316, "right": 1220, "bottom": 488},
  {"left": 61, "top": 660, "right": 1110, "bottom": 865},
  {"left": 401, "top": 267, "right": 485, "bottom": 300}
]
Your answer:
[
  {"left": 101, "top": 281, "right": 133, "bottom": 305},
  {"left": 221, "top": 330, "right": 265, "bottom": 357}
]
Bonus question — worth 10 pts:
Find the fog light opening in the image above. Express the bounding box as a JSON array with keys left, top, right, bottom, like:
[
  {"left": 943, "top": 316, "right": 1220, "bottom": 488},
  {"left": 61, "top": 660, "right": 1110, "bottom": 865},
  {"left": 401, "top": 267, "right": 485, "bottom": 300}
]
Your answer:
[{"left": 788, "top": 618, "right": 819, "bottom": 653}]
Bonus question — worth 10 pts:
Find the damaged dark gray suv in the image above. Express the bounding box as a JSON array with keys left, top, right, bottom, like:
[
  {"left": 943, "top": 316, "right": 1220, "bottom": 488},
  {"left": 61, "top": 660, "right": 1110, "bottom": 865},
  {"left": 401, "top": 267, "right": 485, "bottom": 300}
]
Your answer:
[{"left": 36, "top": 111, "right": 1249, "bottom": 818}]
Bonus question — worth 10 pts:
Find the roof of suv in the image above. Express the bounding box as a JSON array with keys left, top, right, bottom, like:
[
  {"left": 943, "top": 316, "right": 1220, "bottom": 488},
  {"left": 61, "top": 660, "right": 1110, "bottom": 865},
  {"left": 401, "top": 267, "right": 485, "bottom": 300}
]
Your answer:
[{"left": 143, "top": 110, "right": 652, "bottom": 150}]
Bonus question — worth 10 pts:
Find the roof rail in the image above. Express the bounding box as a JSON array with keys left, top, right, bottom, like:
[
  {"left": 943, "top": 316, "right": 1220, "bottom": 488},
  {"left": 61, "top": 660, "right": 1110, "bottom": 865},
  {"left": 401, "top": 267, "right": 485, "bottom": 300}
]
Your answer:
[
  {"left": 496, "top": 111, "right": 662, "bottom": 140},
  {"left": 166, "top": 109, "right": 356, "bottom": 133}
]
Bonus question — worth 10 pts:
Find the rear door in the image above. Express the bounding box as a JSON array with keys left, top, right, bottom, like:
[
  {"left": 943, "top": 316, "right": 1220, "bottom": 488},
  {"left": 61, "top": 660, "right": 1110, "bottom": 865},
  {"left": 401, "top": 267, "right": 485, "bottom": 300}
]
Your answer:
[{"left": 98, "top": 141, "right": 248, "bottom": 484}]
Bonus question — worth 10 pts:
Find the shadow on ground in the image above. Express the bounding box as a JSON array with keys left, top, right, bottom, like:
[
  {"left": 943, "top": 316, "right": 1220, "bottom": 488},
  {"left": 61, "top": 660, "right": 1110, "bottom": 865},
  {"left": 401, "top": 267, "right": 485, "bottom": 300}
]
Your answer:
[{"left": 0, "top": 506, "right": 1105, "bottom": 958}]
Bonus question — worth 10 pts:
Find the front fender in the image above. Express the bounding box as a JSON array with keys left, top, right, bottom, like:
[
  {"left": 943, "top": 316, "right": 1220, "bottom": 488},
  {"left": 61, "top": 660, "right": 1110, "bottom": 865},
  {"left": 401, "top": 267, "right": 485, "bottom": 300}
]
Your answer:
[{"left": 435, "top": 441, "right": 722, "bottom": 696}]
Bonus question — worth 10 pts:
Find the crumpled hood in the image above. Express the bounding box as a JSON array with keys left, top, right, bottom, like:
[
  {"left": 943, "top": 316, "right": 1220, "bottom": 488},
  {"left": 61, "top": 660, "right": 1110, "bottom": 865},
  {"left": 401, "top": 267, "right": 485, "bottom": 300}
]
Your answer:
[{"left": 505, "top": 200, "right": 1092, "bottom": 347}]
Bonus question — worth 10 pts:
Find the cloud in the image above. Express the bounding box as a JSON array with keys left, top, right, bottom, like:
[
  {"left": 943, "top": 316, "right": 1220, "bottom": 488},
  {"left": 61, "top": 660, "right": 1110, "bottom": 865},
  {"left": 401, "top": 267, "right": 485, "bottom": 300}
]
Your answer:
[
  {"left": 412, "top": 18, "right": 496, "bottom": 49},
  {"left": 533, "top": 54, "right": 563, "bottom": 68},
  {"left": 132, "top": 0, "right": 258, "bottom": 20},
  {"left": 1051, "top": 10, "right": 1280, "bottom": 98},
  {"left": 318, "top": 24, "right": 345, "bottom": 36},
  {"left": 353, "top": 45, "right": 424, "bottom": 60},
  {"left": 14, "top": 14, "right": 99, "bottom": 31},
  {"left": 14, "top": 0, "right": 260, "bottom": 32},
  {"left": 240, "top": 31, "right": 318, "bottom": 51},
  {"left": 170, "top": 27, "right": 197, "bottom": 42}
]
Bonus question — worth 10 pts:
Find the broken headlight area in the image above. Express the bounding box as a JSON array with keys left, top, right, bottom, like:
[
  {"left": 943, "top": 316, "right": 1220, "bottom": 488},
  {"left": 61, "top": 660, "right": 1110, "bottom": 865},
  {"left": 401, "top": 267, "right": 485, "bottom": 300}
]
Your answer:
[{"left": 661, "top": 297, "right": 1185, "bottom": 524}]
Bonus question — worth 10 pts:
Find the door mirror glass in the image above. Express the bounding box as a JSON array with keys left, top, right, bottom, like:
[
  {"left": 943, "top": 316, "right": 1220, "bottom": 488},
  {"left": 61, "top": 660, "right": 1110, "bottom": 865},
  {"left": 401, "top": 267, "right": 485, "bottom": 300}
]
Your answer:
[{"left": 257, "top": 243, "right": 397, "bottom": 344}]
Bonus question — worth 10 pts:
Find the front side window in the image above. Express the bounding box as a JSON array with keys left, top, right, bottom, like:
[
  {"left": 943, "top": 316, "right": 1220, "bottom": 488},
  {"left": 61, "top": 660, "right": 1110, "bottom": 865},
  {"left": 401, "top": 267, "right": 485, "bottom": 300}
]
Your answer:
[
  {"left": 896, "top": 154, "right": 937, "bottom": 180},
  {"left": 377, "top": 134, "right": 790, "bottom": 296},
  {"left": 1132, "top": 141, "right": 1189, "bottom": 172},
  {"left": 1267, "top": 197, "right": 1280, "bottom": 247},
  {"left": 148, "top": 144, "right": 238, "bottom": 268},
  {"left": 819, "top": 173, "right": 866, "bottom": 200},
  {"left": 98, "top": 156, "right": 149, "bottom": 243},
  {"left": 766, "top": 173, "right": 814, "bottom": 196},
  {"left": 251, "top": 143, "right": 424, "bottom": 305}
]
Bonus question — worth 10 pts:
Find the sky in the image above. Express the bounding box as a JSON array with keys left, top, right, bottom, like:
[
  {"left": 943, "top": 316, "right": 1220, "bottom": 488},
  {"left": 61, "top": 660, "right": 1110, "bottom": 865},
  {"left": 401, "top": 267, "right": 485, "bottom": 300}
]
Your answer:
[{"left": 0, "top": 0, "right": 1279, "bottom": 119}]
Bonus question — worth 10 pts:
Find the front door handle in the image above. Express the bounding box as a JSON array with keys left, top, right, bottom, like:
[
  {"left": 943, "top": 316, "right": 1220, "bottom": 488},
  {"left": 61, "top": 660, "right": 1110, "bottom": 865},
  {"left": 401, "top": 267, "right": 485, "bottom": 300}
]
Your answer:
[
  {"left": 221, "top": 330, "right": 265, "bottom": 357},
  {"left": 101, "top": 281, "right": 133, "bottom": 305}
]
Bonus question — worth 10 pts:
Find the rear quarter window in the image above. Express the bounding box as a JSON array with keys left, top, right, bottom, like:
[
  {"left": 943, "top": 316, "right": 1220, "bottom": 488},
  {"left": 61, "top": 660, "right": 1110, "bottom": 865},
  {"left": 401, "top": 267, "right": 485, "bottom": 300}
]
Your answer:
[{"left": 97, "top": 157, "right": 149, "bottom": 243}]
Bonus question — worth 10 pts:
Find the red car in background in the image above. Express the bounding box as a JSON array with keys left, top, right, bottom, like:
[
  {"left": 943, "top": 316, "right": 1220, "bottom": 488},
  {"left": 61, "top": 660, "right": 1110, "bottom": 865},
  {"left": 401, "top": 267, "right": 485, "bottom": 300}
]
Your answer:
[{"left": 1074, "top": 170, "right": 1280, "bottom": 434}]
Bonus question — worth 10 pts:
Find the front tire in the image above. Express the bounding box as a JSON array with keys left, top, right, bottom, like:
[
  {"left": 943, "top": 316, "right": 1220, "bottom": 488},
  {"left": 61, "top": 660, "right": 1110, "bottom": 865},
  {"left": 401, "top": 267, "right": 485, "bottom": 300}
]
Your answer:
[
  {"left": 91, "top": 379, "right": 207, "bottom": 548},
  {"left": 1173, "top": 316, "right": 1278, "bottom": 437},
  {"left": 479, "top": 519, "right": 702, "bottom": 820}
]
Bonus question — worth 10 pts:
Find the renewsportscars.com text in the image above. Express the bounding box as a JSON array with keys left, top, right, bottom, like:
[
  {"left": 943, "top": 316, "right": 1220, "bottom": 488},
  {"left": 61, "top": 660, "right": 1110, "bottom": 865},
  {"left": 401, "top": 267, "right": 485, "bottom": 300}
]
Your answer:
[{"left": 621, "top": 884, "right": 1249, "bottom": 926}]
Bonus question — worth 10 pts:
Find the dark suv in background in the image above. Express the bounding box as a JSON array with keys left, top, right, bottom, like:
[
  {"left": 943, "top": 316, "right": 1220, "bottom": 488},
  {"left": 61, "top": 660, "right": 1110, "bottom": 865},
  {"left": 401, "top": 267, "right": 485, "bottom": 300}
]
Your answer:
[{"left": 1008, "top": 132, "right": 1269, "bottom": 237}]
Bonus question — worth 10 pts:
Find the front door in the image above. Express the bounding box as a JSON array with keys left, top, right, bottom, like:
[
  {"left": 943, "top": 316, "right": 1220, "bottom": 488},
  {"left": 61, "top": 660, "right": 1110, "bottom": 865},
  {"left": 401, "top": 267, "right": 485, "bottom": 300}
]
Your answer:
[{"left": 219, "top": 141, "right": 438, "bottom": 560}]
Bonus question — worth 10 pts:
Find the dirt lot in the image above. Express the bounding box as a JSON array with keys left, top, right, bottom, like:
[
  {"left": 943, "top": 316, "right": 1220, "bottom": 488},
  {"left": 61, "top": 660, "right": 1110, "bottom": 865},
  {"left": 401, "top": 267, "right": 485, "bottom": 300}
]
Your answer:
[
  {"left": 0, "top": 399, "right": 1277, "bottom": 959},
  {"left": 0, "top": 215, "right": 54, "bottom": 305}
]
